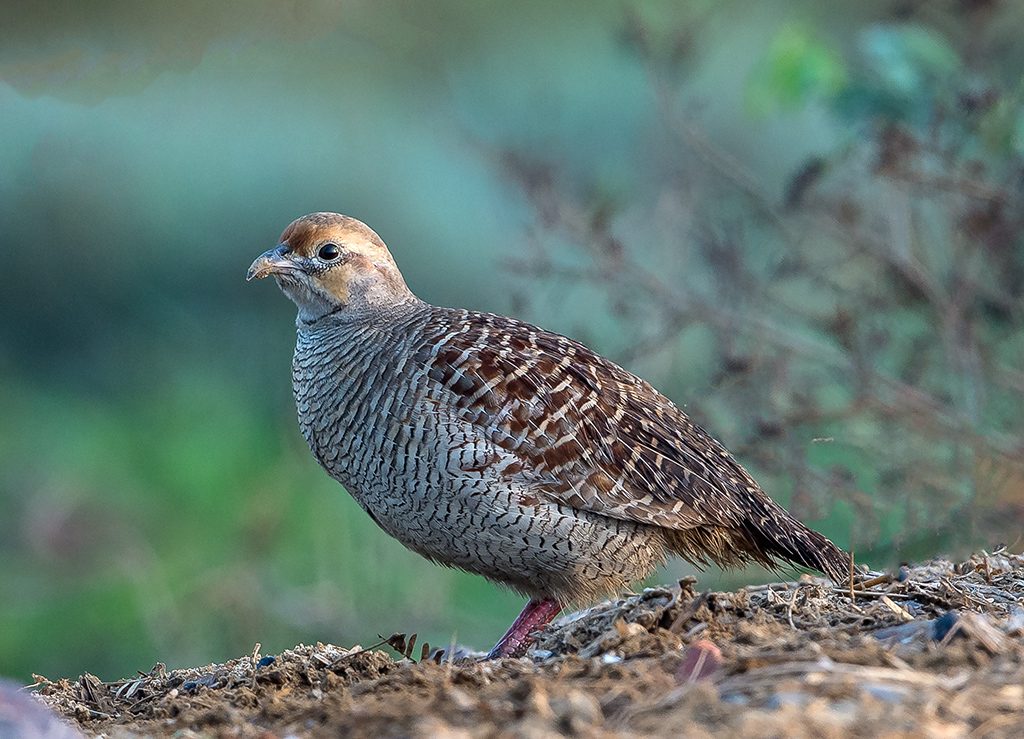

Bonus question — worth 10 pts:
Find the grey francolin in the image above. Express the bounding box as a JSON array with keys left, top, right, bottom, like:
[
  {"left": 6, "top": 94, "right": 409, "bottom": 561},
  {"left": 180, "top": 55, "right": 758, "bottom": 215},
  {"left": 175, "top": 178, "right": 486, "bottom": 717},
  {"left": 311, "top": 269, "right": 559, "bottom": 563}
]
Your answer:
[{"left": 247, "top": 212, "right": 850, "bottom": 658}]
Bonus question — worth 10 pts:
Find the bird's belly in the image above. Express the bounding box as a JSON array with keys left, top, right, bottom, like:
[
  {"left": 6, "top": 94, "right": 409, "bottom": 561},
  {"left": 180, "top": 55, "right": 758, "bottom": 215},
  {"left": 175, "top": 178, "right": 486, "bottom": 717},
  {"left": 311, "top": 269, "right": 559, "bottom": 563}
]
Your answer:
[{"left": 325, "top": 428, "right": 665, "bottom": 602}]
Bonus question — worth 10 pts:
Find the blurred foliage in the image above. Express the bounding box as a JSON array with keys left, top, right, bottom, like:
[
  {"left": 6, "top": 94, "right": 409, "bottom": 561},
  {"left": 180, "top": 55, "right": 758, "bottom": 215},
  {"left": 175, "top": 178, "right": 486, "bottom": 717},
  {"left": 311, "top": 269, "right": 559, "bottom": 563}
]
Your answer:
[
  {"left": 505, "top": 1, "right": 1024, "bottom": 565},
  {"left": 747, "top": 23, "right": 847, "bottom": 114},
  {"left": 1, "top": 0, "right": 1022, "bottom": 683}
]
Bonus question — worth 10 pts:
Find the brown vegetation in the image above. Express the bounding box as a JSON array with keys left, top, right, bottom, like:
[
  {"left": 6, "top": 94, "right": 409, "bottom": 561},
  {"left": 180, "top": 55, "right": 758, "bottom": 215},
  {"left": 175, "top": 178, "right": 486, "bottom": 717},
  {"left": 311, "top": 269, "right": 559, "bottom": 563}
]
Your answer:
[{"left": 32, "top": 550, "right": 1024, "bottom": 737}]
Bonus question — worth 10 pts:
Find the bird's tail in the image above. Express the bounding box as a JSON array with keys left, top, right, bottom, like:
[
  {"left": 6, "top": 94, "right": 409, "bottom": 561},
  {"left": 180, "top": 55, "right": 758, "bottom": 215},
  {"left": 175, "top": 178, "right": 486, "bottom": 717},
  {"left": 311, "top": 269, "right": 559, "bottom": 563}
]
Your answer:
[{"left": 739, "top": 494, "right": 852, "bottom": 583}]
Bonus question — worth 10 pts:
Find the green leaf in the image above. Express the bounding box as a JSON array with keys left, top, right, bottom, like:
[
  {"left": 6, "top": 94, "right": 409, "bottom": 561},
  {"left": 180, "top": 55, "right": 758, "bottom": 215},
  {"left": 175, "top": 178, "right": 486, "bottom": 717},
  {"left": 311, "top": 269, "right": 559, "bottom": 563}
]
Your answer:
[{"left": 747, "top": 23, "right": 848, "bottom": 115}]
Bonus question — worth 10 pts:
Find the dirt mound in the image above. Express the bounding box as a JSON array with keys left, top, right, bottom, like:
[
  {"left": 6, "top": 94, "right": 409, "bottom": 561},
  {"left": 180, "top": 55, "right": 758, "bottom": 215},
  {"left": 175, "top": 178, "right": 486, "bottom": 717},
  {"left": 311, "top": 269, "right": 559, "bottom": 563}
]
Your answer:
[{"left": 32, "top": 551, "right": 1024, "bottom": 737}]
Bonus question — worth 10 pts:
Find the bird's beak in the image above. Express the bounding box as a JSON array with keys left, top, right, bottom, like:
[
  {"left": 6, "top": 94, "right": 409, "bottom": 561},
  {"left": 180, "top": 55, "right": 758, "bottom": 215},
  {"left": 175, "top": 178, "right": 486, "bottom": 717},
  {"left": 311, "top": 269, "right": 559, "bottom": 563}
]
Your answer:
[{"left": 247, "top": 246, "right": 295, "bottom": 281}]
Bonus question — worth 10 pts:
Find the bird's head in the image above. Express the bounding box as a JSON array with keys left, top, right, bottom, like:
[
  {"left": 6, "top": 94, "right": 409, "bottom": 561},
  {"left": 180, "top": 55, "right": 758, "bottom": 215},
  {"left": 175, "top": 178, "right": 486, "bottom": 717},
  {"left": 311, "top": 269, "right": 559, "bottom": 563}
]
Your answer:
[{"left": 247, "top": 212, "right": 414, "bottom": 322}]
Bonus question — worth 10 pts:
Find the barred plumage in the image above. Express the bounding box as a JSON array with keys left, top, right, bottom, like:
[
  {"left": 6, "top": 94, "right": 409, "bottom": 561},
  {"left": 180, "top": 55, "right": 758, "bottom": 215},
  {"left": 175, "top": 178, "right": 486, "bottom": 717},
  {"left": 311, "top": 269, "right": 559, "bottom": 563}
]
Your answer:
[{"left": 248, "top": 212, "right": 850, "bottom": 657}]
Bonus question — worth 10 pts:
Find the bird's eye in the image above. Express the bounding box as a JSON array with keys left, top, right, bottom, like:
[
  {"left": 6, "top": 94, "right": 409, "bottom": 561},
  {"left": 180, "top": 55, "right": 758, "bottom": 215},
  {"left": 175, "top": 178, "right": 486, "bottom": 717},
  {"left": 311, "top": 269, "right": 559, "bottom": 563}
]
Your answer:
[{"left": 318, "top": 243, "right": 341, "bottom": 261}]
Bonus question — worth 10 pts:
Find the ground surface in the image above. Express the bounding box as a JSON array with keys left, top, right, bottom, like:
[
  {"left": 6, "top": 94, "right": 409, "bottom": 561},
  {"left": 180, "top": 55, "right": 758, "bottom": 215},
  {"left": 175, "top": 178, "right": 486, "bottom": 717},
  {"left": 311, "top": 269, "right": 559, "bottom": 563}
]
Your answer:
[{"left": 24, "top": 551, "right": 1024, "bottom": 737}]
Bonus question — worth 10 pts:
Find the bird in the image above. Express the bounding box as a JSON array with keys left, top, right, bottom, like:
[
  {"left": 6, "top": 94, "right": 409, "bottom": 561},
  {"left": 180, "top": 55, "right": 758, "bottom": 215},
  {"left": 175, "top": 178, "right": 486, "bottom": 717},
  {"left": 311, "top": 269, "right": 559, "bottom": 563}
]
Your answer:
[{"left": 247, "top": 212, "right": 851, "bottom": 658}]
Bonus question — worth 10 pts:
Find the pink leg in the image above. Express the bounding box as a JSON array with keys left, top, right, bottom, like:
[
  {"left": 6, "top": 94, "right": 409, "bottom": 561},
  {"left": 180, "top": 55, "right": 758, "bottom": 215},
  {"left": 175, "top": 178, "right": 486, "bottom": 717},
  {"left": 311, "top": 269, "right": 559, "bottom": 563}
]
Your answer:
[{"left": 486, "top": 598, "right": 562, "bottom": 659}]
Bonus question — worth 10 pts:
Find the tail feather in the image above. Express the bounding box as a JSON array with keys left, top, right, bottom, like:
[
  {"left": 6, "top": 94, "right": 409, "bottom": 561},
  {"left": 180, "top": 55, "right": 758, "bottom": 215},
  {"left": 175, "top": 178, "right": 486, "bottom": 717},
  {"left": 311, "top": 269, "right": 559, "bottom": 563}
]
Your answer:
[
  {"left": 663, "top": 496, "right": 851, "bottom": 583},
  {"left": 740, "top": 495, "right": 851, "bottom": 583}
]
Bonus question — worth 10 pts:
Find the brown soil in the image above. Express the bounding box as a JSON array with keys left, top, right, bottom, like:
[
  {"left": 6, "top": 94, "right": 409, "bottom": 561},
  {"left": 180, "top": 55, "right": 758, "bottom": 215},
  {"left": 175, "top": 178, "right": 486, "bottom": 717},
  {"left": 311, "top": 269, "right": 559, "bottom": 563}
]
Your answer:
[{"left": 28, "top": 551, "right": 1024, "bottom": 738}]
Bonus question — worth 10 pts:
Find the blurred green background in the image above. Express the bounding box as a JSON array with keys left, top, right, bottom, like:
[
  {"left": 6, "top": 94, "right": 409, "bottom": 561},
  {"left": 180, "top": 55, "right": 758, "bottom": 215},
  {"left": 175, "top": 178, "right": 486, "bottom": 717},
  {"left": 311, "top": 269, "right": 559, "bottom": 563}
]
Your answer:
[{"left": 2, "top": 0, "right": 1023, "bottom": 682}]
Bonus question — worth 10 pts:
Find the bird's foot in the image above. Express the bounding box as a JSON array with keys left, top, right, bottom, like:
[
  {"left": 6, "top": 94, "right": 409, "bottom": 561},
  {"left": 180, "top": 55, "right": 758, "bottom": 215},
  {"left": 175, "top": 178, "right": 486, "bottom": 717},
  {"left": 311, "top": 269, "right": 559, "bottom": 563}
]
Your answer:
[{"left": 485, "top": 597, "right": 562, "bottom": 659}]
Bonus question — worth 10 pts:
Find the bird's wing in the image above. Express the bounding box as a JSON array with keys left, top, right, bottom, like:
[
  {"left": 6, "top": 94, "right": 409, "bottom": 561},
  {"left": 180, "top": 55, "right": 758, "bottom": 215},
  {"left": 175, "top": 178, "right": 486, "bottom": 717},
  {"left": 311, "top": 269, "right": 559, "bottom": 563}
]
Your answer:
[
  {"left": 416, "top": 310, "right": 850, "bottom": 581},
  {"left": 413, "top": 307, "right": 847, "bottom": 577},
  {"left": 418, "top": 311, "right": 766, "bottom": 530}
]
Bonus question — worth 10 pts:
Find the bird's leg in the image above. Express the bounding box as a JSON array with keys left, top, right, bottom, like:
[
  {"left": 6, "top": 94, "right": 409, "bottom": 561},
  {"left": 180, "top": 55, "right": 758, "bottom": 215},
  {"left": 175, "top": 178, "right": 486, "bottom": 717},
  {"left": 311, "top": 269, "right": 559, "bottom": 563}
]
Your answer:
[{"left": 486, "top": 598, "right": 562, "bottom": 659}]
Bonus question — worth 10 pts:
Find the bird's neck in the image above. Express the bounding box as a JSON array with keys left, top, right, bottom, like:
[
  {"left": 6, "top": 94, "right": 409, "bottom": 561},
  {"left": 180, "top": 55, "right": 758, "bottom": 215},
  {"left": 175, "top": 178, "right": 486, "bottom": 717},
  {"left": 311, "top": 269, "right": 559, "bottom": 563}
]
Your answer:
[{"left": 295, "top": 291, "right": 427, "bottom": 332}]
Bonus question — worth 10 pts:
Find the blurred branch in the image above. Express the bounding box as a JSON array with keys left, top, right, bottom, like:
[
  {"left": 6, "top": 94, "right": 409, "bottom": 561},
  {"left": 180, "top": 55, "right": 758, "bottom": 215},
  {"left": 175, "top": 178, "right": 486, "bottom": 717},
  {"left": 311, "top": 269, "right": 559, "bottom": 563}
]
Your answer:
[{"left": 491, "top": 3, "right": 1024, "bottom": 558}]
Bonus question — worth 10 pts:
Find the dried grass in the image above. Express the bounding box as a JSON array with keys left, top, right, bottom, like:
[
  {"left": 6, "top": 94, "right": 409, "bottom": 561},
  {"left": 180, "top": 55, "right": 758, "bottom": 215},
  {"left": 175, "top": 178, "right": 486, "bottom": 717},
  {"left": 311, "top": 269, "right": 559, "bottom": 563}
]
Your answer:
[{"left": 26, "top": 550, "right": 1024, "bottom": 738}]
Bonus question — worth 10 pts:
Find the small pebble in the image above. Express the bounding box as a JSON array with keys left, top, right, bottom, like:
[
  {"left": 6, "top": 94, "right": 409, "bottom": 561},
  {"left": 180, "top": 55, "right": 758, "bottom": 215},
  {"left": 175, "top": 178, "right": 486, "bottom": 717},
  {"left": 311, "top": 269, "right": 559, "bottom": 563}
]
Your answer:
[
  {"left": 181, "top": 673, "right": 218, "bottom": 692},
  {"left": 675, "top": 639, "right": 722, "bottom": 684},
  {"left": 864, "top": 683, "right": 908, "bottom": 703},
  {"left": 721, "top": 693, "right": 749, "bottom": 705},
  {"left": 1005, "top": 608, "right": 1024, "bottom": 636},
  {"left": 765, "top": 691, "right": 810, "bottom": 709},
  {"left": 932, "top": 611, "right": 960, "bottom": 642},
  {"left": 446, "top": 687, "right": 476, "bottom": 712}
]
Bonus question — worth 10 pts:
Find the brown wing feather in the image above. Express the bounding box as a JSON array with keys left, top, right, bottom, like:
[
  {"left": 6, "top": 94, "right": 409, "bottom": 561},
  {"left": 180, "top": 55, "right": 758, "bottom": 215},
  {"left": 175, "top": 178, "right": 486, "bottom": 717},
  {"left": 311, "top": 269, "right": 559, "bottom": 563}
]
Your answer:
[{"left": 420, "top": 310, "right": 850, "bottom": 581}]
